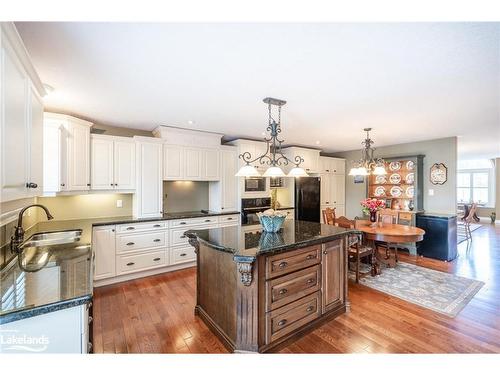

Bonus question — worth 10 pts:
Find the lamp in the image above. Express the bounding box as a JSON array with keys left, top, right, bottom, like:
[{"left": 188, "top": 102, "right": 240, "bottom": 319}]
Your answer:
[
  {"left": 348, "top": 128, "right": 387, "bottom": 177},
  {"left": 235, "top": 97, "right": 308, "bottom": 178}
]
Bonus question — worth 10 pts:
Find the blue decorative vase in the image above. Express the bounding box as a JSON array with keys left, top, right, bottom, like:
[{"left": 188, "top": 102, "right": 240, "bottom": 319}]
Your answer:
[{"left": 259, "top": 215, "right": 286, "bottom": 233}]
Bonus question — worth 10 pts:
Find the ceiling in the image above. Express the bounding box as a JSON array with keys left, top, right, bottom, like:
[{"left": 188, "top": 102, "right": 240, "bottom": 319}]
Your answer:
[{"left": 16, "top": 22, "right": 500, "bottom": 159}]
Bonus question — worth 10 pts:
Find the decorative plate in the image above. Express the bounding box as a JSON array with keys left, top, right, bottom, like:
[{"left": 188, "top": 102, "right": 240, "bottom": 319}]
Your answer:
[
  {"left": 389, "top": 173, "right": 401, "bottom": 184},
  {"left": 406, "top": 186, "right": 414, "bottom": 198},
  {"left": 375, "top": 175, "right": 387, "bottom": 184},
  {"left": 405, "top": 172, "right": 415, "bottom": 184},
  {"left": 390, "top": 186, "right": 403, "bottom": 197},
  {"left": 406, "top": 160, "right": 415, "bottom": 170},
  {"left": 389, "top": 161, "right": 401, "bottom": 171},
  {"left": 374, "top": 186, "right": 386, "bottom": 197}
]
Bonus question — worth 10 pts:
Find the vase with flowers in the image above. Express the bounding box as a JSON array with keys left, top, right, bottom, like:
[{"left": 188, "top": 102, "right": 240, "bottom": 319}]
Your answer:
[{"left": 360, "top": 198, "right": 386, "bottom": 223}]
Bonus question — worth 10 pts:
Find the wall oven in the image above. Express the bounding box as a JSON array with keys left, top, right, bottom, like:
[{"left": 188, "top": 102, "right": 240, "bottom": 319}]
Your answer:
[
  {"left": 244, "top": 177, "right": 266, "bottom": 192},
  {"left": 241, "top": 198, "right": 271, "bottom": 225}
]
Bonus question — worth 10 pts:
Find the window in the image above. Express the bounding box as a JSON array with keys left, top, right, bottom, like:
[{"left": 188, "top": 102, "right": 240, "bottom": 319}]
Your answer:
[{"left": 457, "top": 159, "right": 495, "bottom": 206}]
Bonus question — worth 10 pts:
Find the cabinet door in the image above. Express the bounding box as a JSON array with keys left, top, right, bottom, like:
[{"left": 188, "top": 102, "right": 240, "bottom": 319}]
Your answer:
[
  {"left": 163, "top": 144, "right": 183, "bottom": 180},
  {"left": 320, "top": 174, "right": 331, "bottom": 205},
  {"left": 184, "top": 147, "right": 202, "bottom": 180},
  {"left": 253, "top": 143, "right": 268, "bottom": 171},
  {"left": 332, "top": 159, "right": 345, "bottom": 175},
  {"left": 43, "top": 123, "right": 63, "bottom": 192},
  {"left": 28, "top": 86, "right": 44, "bottom": 196},
  {"left": 322, "top": 240, "right": 344, "bottom": 313},
  {"left": 1, "top": 37, "right": 28, "bottom": 202},
  {"left": 93, "top": 226, "right": 116, "bottom": 280},
  {"left": 136, "top": 141, "right": 163, "bottom": 218},
  {"left": 67, "top": 121, "right": 90, "bottom": 191},
  {"left": 202, "top": 148, "right": 220, "bottom": 180},
  {"left": 114, "top": 139, "right": 135, "bottom": 189},
  {"left": 221, "top": 149, "right": 238, "bottom": 211},
  {"left": 319, "top": 157, "right": 332, "bottom": 173},
  {"left": 331, "top": 175, "right": 345, "bottom": 205},
  {"left": 90, "top": 136, "right": 114, "bottom": 190}
]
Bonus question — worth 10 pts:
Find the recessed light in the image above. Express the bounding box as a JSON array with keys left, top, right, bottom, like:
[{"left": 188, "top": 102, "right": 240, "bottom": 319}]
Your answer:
[
  {"left": 315, "top": 140, "right": 321, "bottom": 145},
  {"left": 261, "top": 132, "right": 266, "bottom": 136},
  {"left": 187, "top": 120, "right": 195, "bottom": 125}
]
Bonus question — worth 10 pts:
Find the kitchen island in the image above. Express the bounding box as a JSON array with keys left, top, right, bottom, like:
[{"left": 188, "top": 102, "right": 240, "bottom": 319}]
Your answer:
[{"left": 186, "top": 220, "right": 353, "bottom": 353}]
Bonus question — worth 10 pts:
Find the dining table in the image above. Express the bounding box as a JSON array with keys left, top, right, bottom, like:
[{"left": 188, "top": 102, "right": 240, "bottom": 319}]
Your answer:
[{"left": 355, "top": 220, "right": 425, "bottom": 274}]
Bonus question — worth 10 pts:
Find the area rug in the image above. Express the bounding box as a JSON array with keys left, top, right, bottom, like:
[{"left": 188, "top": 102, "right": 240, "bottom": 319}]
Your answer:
[
  {"left": 457, "top": 222, "right": 482, "bottom": 244},
  {"left": 351, "top": 262, "right": 484, "bottom": 317}
]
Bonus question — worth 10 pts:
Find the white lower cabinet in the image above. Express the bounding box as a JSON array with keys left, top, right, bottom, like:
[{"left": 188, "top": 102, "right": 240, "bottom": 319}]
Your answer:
[
  {"left": 92, "top": 215, "right": 239, "bottom": 285},
  {"left": 0, "top": 303, "right": 91, "bottom": 353}
]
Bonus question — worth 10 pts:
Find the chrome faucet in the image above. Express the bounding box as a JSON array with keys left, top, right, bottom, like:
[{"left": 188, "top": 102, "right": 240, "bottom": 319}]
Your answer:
[{"left": 10, "top": 204, "right": 54, "bottom": 249}]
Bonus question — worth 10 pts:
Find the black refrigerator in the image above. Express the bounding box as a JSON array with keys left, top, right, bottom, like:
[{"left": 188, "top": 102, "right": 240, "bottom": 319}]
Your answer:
[{"left": 295, "top": 177, "right": 321, "bottom": 222}]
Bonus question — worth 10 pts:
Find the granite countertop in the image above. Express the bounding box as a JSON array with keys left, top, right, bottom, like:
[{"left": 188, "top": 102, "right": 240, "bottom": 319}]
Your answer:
[{"left": 186, "top": 220, "right": 353, "bottom": 262}]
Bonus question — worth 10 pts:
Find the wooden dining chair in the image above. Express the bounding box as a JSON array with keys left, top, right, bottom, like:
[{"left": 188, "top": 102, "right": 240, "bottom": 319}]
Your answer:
[
  {"left": 376, "top": 209, "right": 399, "bottom": 264},
  {"left": 335, "top": 216, "right": 374, "bottom": 283},
  {"left": 462, "top": 203, "right": 478, "bottom": 241},
  {"left": 322, "top": 207, "right": 336, "bottom": 225}
]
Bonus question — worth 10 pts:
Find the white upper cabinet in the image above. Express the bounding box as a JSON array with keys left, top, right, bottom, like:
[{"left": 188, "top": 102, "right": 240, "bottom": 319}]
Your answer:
[
  {"left": 184, "top": 147, "right": 202, "bottom": 180},
  {"left": 209, "top": 146, "right": 238, "bottom": 212},
  {"left": 319, "top": 156, "right": 345, "bottom": 175},
  {"left": 44, "top": 113, "right": 92, "bottom": 193},
  {"left": 202, "top": 148, "right": 220, "bottom": 181},
  {"left": 163, "top": 145, "right": 183, "bottom": 180},
  {"left": 91, "top": 136, "right": 114, "bottom": 190},
  {"left": 90, "top": 135, "right": 135, "bottom": 190},
  {"left": 133, "top": 138, "right": 163, "bottom": 218},
  {"left": 283, "top": 147, "right": 320, "bottom": 173},
  {"left": 1, "top": 23, "right": 45, "bottom": 203},
  {"left": 114, "top": 139, "right": 135, "bottom": 190}
]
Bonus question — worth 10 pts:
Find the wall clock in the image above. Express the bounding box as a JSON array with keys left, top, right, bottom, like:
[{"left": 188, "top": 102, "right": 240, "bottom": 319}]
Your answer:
[{"left": 430, "top": 163, "right": 447, "bottom": 185}]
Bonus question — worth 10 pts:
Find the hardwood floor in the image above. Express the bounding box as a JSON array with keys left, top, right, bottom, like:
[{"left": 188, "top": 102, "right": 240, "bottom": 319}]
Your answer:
[{"left": 93, "top": 223, "right": 500, "bottom": 353}]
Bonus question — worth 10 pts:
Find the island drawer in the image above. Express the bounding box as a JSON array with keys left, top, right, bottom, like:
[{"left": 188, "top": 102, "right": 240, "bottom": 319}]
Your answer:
[
  {"left": 116, "top": 221, "right": 167, "bottom": 233},
  {"left": 218, "top": 214, "right": 240, "bottom": 227},
  {"left": 265, "top": 291, "right": 320, "bottom": 344},
  {"left": 266, "top": 264, "right": 321, "bottom": 311},
  {"left": 170, "top": 216, "right": 218, "bottom": 228},
  {"left": 116, "top": 231, "right": 167, "bottom": 253},
  {"left": 265, "top": 245, "right": 321, "bottom": 279},
  {"left": 116, "top": 249, "right": 167, "bottom": 274}
]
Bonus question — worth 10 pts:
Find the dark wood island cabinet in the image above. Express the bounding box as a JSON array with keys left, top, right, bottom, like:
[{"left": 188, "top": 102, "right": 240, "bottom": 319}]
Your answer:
[{"left": 186, "top": 220, "right": 352, "bottom": 353}]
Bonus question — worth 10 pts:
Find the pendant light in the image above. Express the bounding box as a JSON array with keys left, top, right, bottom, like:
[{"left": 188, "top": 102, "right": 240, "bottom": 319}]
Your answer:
[
  {"left": 348, "top": 128, "right": 387, "bottom": 176},
  {"left": 235, "top": 98, "right": 308, "bottom": 178}
]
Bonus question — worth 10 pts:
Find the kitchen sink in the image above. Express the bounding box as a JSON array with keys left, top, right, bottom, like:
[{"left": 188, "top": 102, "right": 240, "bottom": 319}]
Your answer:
[{"left": 19, "top": 229, "right": 82, "bottom": 249}]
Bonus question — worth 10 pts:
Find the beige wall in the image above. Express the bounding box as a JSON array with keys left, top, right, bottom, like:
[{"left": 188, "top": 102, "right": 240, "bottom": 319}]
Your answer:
[
  {"left": 331, "top": 137, "right": 458, "bottom": 218},
  {"left": 36, "top": 193, "right": 133, "bottom": 222}
]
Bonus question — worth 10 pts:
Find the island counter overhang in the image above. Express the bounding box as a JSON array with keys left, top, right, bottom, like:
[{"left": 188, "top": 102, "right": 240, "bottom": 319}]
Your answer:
[{"left": 185, "top": 220, "right": 356, "bottom": 353}]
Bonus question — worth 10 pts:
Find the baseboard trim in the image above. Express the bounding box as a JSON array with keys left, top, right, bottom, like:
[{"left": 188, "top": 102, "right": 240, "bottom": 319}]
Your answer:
[{"left": 94, "top": 262, "right": 196, "bottom": 287}]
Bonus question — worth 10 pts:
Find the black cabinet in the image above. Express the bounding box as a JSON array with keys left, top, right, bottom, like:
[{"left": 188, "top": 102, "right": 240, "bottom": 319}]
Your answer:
[{"left": 416, "top": 213, "right": 457, "bottom": 261}]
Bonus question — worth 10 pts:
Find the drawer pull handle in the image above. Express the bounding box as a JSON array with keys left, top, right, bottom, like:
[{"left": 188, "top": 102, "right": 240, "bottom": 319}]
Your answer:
[
  {"left": 305, "top": 254, "right": 315, "bottom": 260},
  {"left": 126, "top": 242, "right": 135, "bottom": 246},
  {"left": 180, "top": 235, "right": 186, "bottom": 239},
  {"left": 153, "top": 224, "right": 161, "bottom": 228},
  {"left": 180, "top": 253, "right": 187, "bottom": 257},
  {"left": 226, "top": 217, "right": 232, "bottom": 220},
  {"left": 278, "top": 261, "right": 288, "bottom": 268},
  {"left": 88, "top": 316, "right": 93, "bottom": 324},
  {"left": 180, "top": 222, "right": 187, "bottom": 225},
  {"left": 306, "top": 278, "right": 315, "bottom": 284},
  {"left": 126, "top": 227, "right": 135, "bottom": 230},
  {"left": 153, "top": 257, "right": 161, "bottom": 261},
  {"left": 204, "top": 219, "right": 211, "bottom": 222},
  {"left": 153, "top": 239, "right": 161, "bottom": 242},
  {"left": 126, "top": 262, "right": 135, "bottom": 266},
  {"left": 277, "top": 319, "right": 287, "bottom": 327},
  {"left": 278, "top": 288, "right": 288, "bottom": 295},
  {"left": 306, "top": 306, "right": 314, "bottom": 312}
]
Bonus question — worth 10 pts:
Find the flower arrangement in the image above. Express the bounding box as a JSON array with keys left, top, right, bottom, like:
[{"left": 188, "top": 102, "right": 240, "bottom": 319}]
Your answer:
[{"left": 360, "top": 198, "right": 386, "bottom": 222}]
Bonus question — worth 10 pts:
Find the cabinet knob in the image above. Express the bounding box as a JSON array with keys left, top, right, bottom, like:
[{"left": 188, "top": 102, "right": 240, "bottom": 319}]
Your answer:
[
  {"left": 87, "top": 183, "right": 91, "bottom": 187},
  {"left": 60, "top": 183, "right": 66, "bottom": 187},
  {"left": 277, "top": 319, "right": 287, "bottom": 327},
  {"left": 306, "top": 306, "right": 314, "bottom": 312},
  {"left": 326, "top": 201, "right": 330, "bottom": 204},
  {"left": 110, "top": 183, "right": 114, "bottom": 186},
  {"left": 278, "top": 261, "right": 288, "bottom": 268},
  {"left": 26, "top": 182, "right": 38, "bottom": 188},
  {"left": 305, "top": 254, "right": 315, "bottom": 260},
  {"left": 323, "top": 250, "right": 327, "bottom": 254},
  {"left": 306, "top": 278, "right": 315, "bottom": 284},
  {"left": 278, "top": 288, "right": 288, "bottom": 295},
  {"left": 126, "top": 262, "right": 135, "bottom": 266}
]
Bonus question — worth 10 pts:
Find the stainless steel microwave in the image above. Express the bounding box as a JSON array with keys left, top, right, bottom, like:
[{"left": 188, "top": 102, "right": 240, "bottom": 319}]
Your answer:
[{"left": 244, "top": 177, "right": 266, "bottom": 192}]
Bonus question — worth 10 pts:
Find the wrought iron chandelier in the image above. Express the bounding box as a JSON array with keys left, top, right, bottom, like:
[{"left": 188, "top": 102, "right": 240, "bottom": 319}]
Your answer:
[
  {"left": 235, "top": 98, "right": 308, "bottom": 178},
  {"left": 348, "top": 128, "right": 387, "bottom": 176}
]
